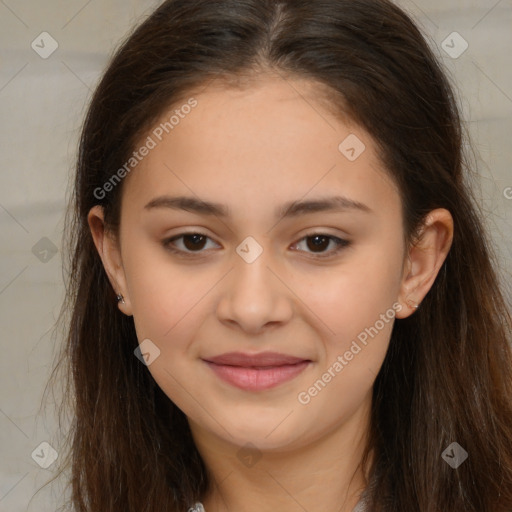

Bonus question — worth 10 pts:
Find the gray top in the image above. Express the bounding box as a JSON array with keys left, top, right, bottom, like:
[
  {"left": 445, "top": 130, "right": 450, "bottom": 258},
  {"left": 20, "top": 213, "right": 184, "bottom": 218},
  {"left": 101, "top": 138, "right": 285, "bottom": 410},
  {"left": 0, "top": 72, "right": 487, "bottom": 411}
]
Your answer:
[
  {"left": 352, "top": 495, "right": 367, "bottom": 512},
  {"left": 188, "top": 494, "right": 367, "bottom": 511}
]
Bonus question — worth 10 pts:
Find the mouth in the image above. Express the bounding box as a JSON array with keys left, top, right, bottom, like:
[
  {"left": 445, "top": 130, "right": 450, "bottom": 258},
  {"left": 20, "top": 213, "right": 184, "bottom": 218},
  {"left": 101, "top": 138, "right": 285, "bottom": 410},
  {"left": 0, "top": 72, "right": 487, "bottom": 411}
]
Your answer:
[{"left": 202, "top": 351, "right": 312, "bottom": 391}]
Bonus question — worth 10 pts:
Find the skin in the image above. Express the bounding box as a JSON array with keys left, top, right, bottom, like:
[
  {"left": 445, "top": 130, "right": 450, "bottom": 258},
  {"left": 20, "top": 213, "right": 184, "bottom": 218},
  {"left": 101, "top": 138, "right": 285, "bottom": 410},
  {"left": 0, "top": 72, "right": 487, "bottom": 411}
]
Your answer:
[{"left": 88, "top": 73, "right": 454, "bottom": 512}]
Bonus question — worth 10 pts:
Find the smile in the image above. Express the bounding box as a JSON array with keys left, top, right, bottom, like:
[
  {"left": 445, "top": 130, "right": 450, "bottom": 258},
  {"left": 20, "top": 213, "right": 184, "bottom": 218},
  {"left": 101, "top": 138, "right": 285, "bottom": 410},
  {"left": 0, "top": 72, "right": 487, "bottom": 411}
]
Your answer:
[{"left": 203, "top": 358, "right": 311, "bottom": 391}]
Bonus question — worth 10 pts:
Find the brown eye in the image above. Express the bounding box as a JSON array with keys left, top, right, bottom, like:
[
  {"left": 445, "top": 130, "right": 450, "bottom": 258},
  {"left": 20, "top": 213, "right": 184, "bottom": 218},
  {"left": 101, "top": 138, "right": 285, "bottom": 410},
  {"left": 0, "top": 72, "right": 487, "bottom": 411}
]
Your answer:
[
  {"left": 163, "top": 232, "right": 218, "bottom": 255},
  {"left": 182, "top": 234, "right": 207, "bottom": 251},
  {"left": 293, "top": 233, "right": 350, "bottom": 259},
  {"left": 306, "top": 235, "right": 330, "bottom": 253},
  {"left": 162, "top": 231, "right": 350, "bottom": 259}
]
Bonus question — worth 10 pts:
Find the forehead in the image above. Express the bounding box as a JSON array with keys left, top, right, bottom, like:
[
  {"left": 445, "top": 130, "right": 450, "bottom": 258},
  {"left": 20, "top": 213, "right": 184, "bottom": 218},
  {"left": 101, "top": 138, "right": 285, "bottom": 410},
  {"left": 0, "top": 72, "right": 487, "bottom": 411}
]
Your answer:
[{"left": 120, "top": 74, "right": 399, "bottom": 220}]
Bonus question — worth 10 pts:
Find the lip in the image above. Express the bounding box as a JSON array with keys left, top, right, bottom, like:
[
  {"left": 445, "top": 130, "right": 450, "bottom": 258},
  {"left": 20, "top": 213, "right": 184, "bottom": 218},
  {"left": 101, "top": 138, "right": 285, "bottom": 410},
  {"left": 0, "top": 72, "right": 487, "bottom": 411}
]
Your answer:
[
  {"left": 202, "top": 351, "right": 311, "bottom": 391},
  {"left": 203, "top": 351, "right": 308, "bottom": 366}
]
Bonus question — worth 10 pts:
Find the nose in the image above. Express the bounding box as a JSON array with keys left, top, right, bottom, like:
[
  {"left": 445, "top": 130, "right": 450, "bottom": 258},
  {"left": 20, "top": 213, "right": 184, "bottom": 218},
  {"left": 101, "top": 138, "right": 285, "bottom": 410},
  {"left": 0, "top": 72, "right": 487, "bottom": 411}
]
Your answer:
[{"left": 215, "top": 245, "right": 294, "bottom": 335}]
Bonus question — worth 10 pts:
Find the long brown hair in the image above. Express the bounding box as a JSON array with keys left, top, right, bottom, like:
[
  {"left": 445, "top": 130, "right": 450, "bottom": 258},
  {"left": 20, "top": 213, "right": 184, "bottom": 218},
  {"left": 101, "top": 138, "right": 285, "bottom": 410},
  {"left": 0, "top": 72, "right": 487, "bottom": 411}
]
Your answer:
[{"left": 45, "top": 0, "right": 512, "bottom": 510}]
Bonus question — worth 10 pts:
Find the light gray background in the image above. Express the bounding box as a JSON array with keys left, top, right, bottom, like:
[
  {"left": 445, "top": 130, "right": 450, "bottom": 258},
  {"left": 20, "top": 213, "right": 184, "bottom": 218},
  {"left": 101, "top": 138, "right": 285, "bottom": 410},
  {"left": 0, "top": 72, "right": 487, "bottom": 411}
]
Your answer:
[{"left": 0, "top": 1, "right": 511, "bottom": 510}]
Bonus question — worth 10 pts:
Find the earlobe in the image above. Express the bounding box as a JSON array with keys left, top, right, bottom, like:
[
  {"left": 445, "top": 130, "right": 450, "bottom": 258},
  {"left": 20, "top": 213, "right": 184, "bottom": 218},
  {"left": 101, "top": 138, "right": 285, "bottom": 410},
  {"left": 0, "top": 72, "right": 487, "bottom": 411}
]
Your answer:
[
  {"left": 395, "top": 209, "right": 454, "bottom": 319},
  {"left": 87, "top": 205, "right": 133, "bottom": 316}
]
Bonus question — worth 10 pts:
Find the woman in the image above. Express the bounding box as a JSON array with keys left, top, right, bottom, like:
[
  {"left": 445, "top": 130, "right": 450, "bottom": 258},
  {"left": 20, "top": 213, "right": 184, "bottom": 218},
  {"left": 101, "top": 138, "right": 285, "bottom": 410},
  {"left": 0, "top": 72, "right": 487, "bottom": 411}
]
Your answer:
[{"left": 47, "top": 0, "right": 512, "bottom": 510}]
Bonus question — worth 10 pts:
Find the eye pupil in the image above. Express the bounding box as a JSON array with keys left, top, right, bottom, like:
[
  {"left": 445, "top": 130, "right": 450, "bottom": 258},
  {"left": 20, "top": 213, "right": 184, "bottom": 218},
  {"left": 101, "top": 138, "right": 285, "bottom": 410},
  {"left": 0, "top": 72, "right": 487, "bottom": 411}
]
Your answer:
[
  {"left": 183, "top": 234, "right": 206, "bottom": 251},
  {"left": 307, "top": 235, "right": 329, "bottom": 252}
]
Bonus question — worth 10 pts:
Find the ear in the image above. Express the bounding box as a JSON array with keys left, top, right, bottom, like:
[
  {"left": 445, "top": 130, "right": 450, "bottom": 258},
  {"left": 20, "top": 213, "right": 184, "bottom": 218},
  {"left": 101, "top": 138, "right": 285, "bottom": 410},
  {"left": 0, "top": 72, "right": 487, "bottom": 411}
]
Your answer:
[
  {"left": 395, "top": 208, "right": 454, "bottom": 319},
  {"left": 87, "top": 205, "right": 133, "bottom": 316}
]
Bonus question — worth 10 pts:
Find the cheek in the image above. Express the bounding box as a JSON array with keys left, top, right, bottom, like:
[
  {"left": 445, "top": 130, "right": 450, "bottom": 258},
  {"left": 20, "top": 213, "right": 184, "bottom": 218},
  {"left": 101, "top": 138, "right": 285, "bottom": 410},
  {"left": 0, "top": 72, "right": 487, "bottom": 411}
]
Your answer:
[
  {"left": 125, "top": 225, "right": 404, "bottom": 347},
  {"left": 124, "top": 251, "right": 212, "bottom": 414},
  {"left": 294, "top": 259, "right": 399, "bottom": 427},
  {"left": 122, "top": 237, "right": 211, "bottom": 338},
  {"left": 295, "top": 236, "right": 404, "bottom": 345},
  {"left": 129, "top": 272, "right": 209, "bottom": 351}
]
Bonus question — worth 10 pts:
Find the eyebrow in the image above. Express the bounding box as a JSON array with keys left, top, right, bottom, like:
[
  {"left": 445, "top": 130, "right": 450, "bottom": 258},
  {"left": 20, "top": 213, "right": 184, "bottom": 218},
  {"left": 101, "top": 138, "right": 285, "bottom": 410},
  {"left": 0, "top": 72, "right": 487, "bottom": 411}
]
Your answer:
[{"left": 144, "top": 194, "right": 372, "bottom": 219}]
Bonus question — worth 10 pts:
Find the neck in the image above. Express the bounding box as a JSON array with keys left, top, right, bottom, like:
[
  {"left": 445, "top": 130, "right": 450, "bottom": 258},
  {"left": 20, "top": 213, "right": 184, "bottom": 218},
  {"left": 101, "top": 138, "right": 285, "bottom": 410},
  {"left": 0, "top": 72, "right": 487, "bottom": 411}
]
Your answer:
[{"left": 188, "top": 393, "right": 372, "bottom": 512}]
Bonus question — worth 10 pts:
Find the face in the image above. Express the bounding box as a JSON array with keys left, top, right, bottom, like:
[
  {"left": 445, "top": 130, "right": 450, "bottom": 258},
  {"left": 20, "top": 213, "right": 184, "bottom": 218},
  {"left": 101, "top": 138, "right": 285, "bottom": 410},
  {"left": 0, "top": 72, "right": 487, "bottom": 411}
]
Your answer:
[{"left": 95, "top": 74, "right": 412, "bottom": 452}]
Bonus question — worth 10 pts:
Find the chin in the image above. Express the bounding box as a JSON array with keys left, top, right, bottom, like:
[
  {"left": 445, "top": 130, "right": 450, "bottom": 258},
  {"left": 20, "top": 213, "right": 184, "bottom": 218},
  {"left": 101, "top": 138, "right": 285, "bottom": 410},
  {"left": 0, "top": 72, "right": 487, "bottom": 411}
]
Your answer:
[{"left": 216, "top": 413, "right": 311, "bottom": 451}]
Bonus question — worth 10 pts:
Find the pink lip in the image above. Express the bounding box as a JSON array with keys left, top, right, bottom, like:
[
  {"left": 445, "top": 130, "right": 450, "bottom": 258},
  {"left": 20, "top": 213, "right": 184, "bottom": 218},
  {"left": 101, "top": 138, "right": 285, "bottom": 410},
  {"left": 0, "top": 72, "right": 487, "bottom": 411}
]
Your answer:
[{"left": 202, "top": 351, "right": 311, "bottom": 391}]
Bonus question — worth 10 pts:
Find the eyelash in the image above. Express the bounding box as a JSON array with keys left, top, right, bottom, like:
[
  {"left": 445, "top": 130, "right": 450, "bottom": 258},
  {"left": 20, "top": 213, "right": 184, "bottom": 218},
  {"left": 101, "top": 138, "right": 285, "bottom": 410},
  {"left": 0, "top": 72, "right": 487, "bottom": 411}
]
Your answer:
[{"left": 162, "top": 231, "right": 351, "bottom": 259}]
